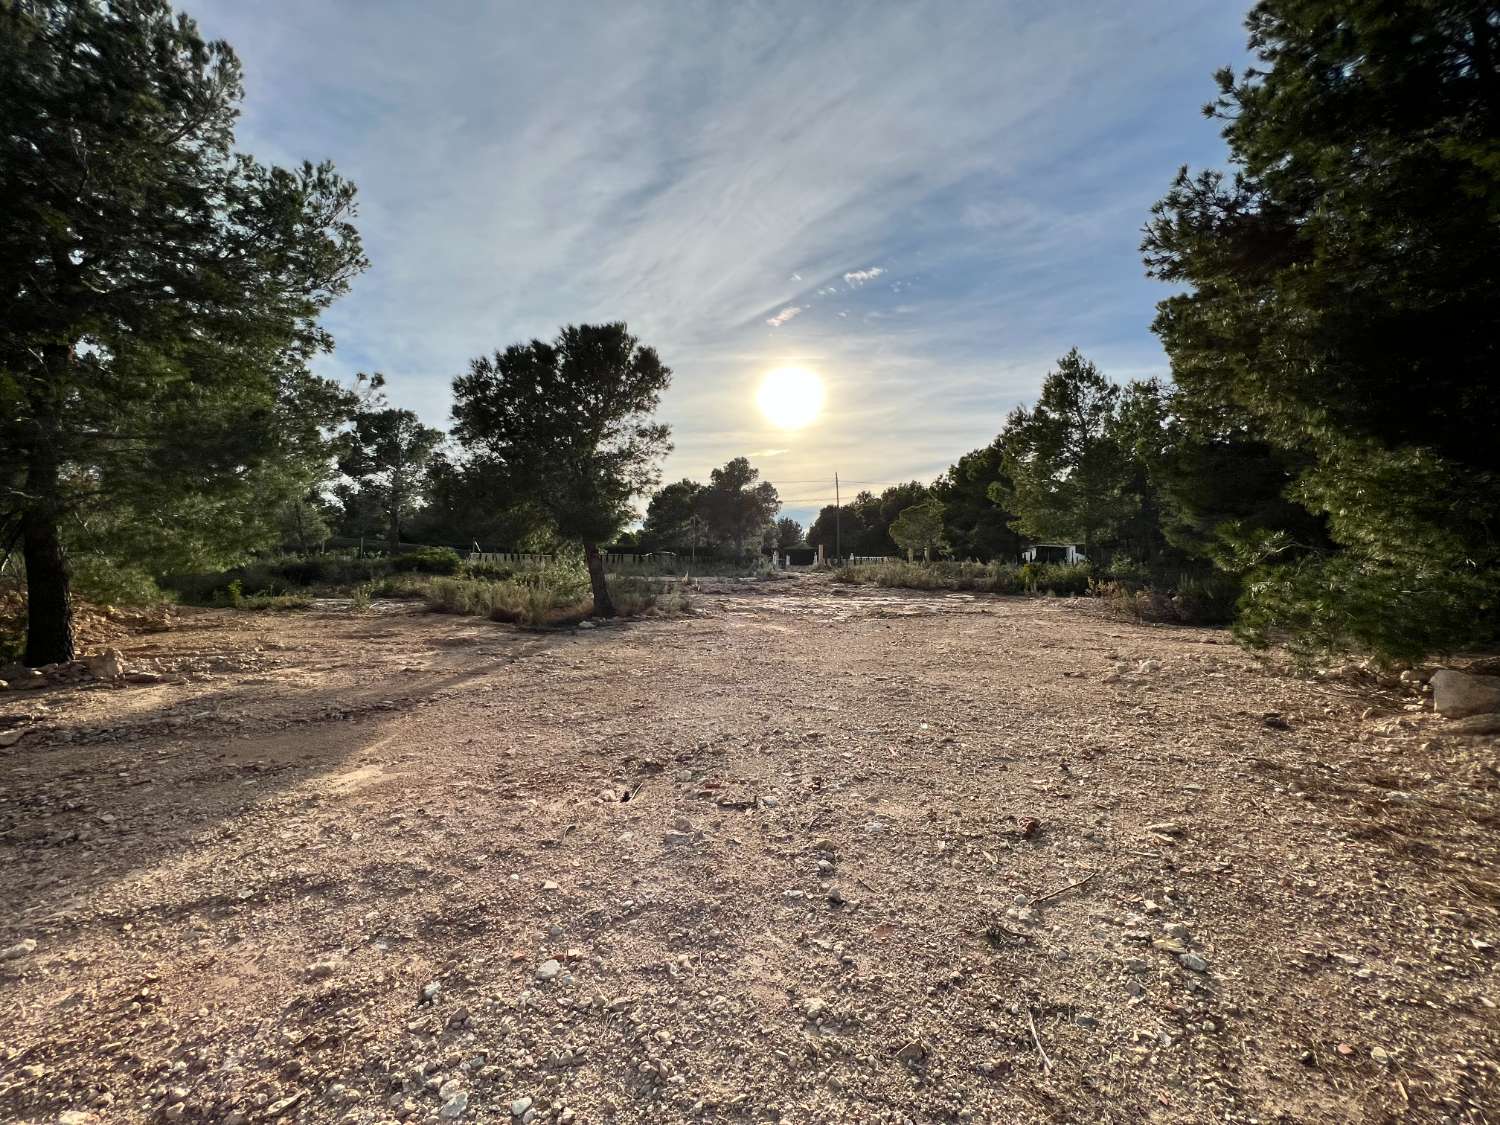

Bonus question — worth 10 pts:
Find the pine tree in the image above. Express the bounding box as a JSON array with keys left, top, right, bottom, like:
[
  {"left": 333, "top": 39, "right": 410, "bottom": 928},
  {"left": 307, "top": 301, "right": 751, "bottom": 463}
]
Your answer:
[
  {"left": 1143, "top": 0, "right": 1500, "bottom": 659},
  {"left": 450, "top": 324, "right": 671, "bottom": 617},
  {"left": 1, "top": 0, "right": 366, "bottom": 663}
]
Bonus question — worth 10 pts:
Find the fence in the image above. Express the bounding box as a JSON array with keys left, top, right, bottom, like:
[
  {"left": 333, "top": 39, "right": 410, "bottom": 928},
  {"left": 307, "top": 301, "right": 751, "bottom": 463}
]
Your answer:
[{"left": 466, "top": 551, "right": 657, "bottom": 568}]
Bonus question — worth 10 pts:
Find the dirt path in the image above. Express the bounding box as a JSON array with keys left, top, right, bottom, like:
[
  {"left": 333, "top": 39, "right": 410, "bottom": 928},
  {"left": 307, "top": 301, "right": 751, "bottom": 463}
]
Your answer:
[{"left": 1, "top": 577, "right": 1496, "bottom": 1124}]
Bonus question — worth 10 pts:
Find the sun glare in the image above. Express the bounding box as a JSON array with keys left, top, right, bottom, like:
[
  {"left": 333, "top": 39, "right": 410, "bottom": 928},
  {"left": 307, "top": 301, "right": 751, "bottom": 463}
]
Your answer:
[{"left": 756, "top": 366, "right": 825, "bottom": 429}]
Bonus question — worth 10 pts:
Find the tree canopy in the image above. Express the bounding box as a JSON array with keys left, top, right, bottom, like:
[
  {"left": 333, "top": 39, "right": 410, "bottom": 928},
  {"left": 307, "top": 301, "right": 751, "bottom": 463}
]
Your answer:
[
  {"left": 1, "top": 0, "right": 367, "bottom": 663},
  {"left": 889, "top": 501, "right": 945, "bottom": 560}
]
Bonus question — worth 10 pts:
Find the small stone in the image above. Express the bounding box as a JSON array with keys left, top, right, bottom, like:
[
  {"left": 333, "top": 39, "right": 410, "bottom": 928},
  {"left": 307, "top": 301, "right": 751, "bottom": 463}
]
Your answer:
[
  {"left": 759, "top": 795, "right": 780, "bottom": 809},
  {"left": 826, "top": 887, "right": 846, "bottom": 906},
  {"left": 164, "top": 1105, "right": 186, "bottom": 1122},
  {"left": 2, "top": 938, "right": 37, "bottom": 960},
  {"left": 1370, "top": 1046, "right": 1392, "bottom": 1064},
  {"left": 535, "top": 959, "right": 561, "bottom": 981},
  {"left": 1179, "top": 953, "right": 1208, "bottom": 973},
  {"left": 83, "top": 649, "right": 125, "bottom": 680},
  {"left": 439, "top": 1091, "right": 469, "bottom": 1118},
  {"left": 438, "top": 1079, "right": 462, "bottom": 1099},
  {"left": 511, "top": 1096, "right": 534, "bottom": 1117},
  {"left": 421, "top": 981, "right": 441, "bottom": 1003},
  {"left": 308, "top": 959, "right": 338, "bottom": 979},
  {"left": 541, "top": 880, "right": 560, "bottom": 893}
]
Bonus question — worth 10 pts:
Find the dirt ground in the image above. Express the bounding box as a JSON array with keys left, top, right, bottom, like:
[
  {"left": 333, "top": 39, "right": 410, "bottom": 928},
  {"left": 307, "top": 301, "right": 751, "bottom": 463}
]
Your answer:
[{"left": 1, "top": 575, "right": 1497, "bottom": 1125}]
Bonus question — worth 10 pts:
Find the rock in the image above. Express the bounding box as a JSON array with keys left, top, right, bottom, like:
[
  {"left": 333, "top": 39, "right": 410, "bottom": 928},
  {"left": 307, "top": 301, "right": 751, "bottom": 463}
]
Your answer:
[
  {"left": 438, "top": 1079, "right": 462, "bottom": 1099},
  {"left": 308, "top": 959, "right": 338, "bottom": 979},
  {"left": 57, "top": 1113, "right": 94, "bottom": 1124},
  {"left": 577, "top": 621, "right": 594, "bottom": 630},
  {"left": 535, "top": 959, "right": 561, "bottom": 982},
  {"left": 1179, "top": 953, "right": 1209, "bottom": 973},
  {"left": 1137, "top": 659, "right": 1162, "bottom": 674},
  {"left": 1370, "top": 1046, "right": 1392, "bottom": 1064},
  {"left": 894, "top": 1040, "right": 927, "bottom": 1063},
  {"left": 2, "top": 938, "right": 37, "bottom": 960},
  {"left": 1431, "top": 670, "right": 1500, "bottom": 718},
  {"left": 439, "top": 1091, "right": 468, "bottom": 1119},
  {"left": 1448, "top": 713, "right": 1500, "bottom": 736},
  {"left": 541, "top": 880, "right": 560, "bottom": 892},
  {"left": 758, "top": 795, "right": 780, "bottom": 809},
  {"left": 82, "top": 649, "right": 125, "bottom": 680},
  {"left": 511, "top": 1096, "right": 534, "bottom": 1117},
  {"left": 164, "top": 1106, "right": 186, "bottom": 1122},
  {"left": 420, "top": 981, "right": 441, "bottom": 1003},
  {"left": 447, "top": 1006, "right": 470, "bottom": 1028},
  {"left": 802, "top": 997, "right": 829, "bottom": 1021},
  {"left": 0, "top": 729, "right": 24, "bottom": 748}
]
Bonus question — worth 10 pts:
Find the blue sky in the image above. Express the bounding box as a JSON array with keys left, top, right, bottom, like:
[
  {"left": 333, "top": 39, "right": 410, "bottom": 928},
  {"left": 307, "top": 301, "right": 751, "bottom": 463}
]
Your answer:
[{"left": 191, "top": 0, "right": 1249, "bottom": 527}]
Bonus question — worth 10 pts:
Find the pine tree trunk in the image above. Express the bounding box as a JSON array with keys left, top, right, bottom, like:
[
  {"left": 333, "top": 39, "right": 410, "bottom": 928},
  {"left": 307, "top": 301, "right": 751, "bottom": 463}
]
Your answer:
[
  {"left": 585, "top": 543, "right": 615, "bottom": 617},
  {"left": 22, "top": 502, "right": 75, "bottom": 667}
]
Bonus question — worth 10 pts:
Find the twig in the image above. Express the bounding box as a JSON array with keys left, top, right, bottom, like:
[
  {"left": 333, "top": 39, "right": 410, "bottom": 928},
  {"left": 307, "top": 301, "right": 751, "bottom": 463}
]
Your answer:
[
  {"left": 1026, "top": 1007, "right": 1052, "bottom": 1072},
  {"left": 1029, "top": 869, "right": 1097, "bottom": 907}
]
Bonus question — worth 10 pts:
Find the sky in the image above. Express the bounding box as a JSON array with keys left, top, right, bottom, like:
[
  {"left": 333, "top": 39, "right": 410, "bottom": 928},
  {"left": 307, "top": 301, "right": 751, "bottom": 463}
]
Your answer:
[{"left": 191, "top": 0, "right": 1251, "bottom": 528}]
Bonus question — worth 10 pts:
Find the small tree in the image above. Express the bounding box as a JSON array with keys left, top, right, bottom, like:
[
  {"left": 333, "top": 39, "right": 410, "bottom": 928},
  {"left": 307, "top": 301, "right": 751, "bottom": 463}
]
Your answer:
[
  {"left": 698, "top": 458, "right": 780, "bottom": 557},
  {"left": 450, "top": 324, "right": 671, "bottom": 616},
  {"left": 889, "top": 500, "right": 945, "bottom": 560},
  {"left": 774, "top": 517, "right": 804, "bottom": 550},
  {"left": 996, "top": 350, "right": 1134, "bottom": 557},
  {"left": 641, "top": 479, "right": 708, "bottom": 552},
  {"left": 337, "top": 384, "right": 444, "bottom": 552}
]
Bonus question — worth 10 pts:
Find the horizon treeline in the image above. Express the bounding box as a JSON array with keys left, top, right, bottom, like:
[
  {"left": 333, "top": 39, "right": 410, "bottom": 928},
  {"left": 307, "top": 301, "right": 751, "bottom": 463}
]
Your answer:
[{"left": 3, "top": 0, "right": 1496, "bottom": 662}]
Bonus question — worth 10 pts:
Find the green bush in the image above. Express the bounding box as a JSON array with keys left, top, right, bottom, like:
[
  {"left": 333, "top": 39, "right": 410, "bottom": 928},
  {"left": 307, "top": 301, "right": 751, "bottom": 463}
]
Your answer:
[
  {"left": 392, "top": 546, "right": 462, "bottom": 574},
  {"left": 833, "top": 559, "right": 1089, "bottom": 596},
  {"left": 67, "top": 555, "right": 166, "bottom": 606}
]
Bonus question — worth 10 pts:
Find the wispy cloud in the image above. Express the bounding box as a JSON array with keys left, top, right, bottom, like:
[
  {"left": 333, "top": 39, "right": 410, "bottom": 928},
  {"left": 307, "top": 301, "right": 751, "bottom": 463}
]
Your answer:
[{"left": 193, "top": 0, "right": 1250, "bottom": 524}]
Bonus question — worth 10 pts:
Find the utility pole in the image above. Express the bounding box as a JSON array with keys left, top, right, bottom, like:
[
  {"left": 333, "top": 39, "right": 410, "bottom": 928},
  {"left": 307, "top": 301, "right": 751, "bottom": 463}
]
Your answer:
[{"left": 834, "top": 472, "right": 841, "bottom": 563}]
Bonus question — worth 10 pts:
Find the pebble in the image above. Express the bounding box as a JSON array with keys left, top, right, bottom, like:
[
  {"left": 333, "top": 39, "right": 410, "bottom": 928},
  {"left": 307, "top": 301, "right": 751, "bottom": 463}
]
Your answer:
[
  {"left": 421, "top": 981, "right": 442, "bottom": 1003},
  {"left": 511, "top": 1096, "right": 534, "bottom": 1117},
  {"left": 536, "top": 959, "right": 562, "bottom": 982},
  {"left": 1179, "top": 953, "right": 1209, "bottom": 973},
  {"left": 439, "top": 1090, "right": 469, "bottom": 1118}
]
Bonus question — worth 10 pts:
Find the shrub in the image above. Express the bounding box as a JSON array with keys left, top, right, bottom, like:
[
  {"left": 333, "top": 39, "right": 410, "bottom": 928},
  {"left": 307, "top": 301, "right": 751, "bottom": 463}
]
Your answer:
[
  {"left": 67, "top": 555, "right": 166, "bottom": 606},
  {"left": 834, "top": 559, "right": 1088, "bottom": 596},
  {"left": 425, "top": 569, "right": 690, "bottom": 627},
  {"left": 392, "top": 546, "right": 462, "bottom": 575}
]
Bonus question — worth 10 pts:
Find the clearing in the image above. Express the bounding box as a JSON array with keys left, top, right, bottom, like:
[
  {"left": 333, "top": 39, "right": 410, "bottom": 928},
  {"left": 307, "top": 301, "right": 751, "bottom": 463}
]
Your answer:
[{"left": 1, "top": 575, "right": 1496, "bottom": 1124}]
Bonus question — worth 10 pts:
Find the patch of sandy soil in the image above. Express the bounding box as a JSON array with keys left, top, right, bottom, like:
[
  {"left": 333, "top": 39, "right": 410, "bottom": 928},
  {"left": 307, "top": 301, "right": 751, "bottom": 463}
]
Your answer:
[{"left": 0, "top": 576, "right": 1496, "bottom": 1124}]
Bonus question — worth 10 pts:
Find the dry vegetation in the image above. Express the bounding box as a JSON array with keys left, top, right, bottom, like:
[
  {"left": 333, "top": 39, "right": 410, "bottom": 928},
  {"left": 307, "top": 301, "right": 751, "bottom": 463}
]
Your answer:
[{"left": 1, "top": 576, "right": 1496, "bottom": 1125}]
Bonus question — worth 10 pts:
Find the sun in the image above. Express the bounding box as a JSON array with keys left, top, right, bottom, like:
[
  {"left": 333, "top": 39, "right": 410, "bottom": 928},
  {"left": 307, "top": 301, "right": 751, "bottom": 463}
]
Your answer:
[{"left": 756, "top": 366, "right": 825, "bottom": 429}]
